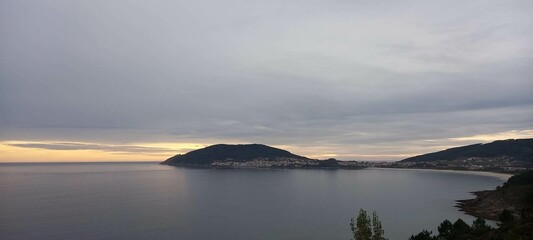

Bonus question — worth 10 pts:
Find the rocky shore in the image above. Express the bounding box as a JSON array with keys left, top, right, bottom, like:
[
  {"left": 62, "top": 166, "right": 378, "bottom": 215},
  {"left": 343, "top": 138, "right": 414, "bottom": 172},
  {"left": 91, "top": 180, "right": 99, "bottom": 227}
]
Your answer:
[
  {"left": 456, "top": 171, "right": 533, "bottom": 221},
  {"left": 456, "top": 190, "right": 507, "bottom": 220}
]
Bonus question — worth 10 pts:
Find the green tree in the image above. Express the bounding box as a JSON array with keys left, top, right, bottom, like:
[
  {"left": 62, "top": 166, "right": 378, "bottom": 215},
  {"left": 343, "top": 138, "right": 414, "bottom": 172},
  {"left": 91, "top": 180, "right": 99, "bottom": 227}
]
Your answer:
[
  {"left": 451, "top": 218, "right": 471, "bottom": 239},
  {"left": 471, "top": 217, "right": 491, "bottom": 235},
  {"left": 351, "top": 209, "right": 386, "bottom": 240},
  {"left": 437, "top": 219, "right": 453, "bottom": 240},
  {"left": 372, "top": 211, "right": 386, "bottom": 240},
  {"left": 351, "top": 209, "right": 372, "bottom": 240},
  {"left": 408, "top": 230, "right": 435, "bottom": 240},
  {"left": 498, "top": 209, "right": 514, "bottom": 225}
]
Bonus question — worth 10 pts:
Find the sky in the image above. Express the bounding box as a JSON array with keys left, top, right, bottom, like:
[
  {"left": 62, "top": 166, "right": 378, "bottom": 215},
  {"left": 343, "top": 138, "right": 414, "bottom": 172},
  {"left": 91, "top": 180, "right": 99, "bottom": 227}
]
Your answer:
[{"left": 1, "top": 0, "right": 532, "bottom": 162}]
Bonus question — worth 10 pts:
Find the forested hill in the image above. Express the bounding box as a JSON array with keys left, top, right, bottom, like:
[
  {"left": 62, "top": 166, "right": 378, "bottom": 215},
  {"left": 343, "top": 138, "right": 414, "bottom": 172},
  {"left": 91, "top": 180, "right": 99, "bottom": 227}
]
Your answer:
[
  {"left": 161, "top": 144, "right": 309, "bottom": 166},
  {"left": 400, "top": 138, "right": 533, "bottom": 163}
]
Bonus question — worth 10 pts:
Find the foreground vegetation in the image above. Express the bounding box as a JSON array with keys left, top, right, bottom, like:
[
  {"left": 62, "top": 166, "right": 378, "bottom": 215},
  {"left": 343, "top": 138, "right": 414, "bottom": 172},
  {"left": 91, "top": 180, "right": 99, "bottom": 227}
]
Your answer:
[
  {"left": 350, "top": 209, "right": 387, "bottom": 240},
  {"left": 352, "top": 171, "right": 533, "bottom": 240},
  {"left": 407, "top": 211, "right": 531, "bottom": 240}
]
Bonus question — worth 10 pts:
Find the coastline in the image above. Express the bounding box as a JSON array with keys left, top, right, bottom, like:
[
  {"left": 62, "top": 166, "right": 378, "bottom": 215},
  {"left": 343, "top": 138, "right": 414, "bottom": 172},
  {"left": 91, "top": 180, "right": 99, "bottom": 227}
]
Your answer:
[
  {"left": 369, "top": 167, "right": 513, "bottom": 180},
  {"left": 455, "top": 190, "right": 503, "bottom": 221},
  {"left": 160, "top": 162, "right": 366, "bottom": 170},
  {"left": 371, "top": 167, "right": 516, "bottom": 221}
]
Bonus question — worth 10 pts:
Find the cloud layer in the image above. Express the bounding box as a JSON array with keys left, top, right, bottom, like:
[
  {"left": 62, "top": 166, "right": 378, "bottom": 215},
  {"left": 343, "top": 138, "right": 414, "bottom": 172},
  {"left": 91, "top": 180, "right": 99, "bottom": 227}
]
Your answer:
[
  {"left": 7, "top": 142, "right": 173, "bottom": 153},
  {"left": 1, "top": 0, "right": 532, "bottom": 161}
]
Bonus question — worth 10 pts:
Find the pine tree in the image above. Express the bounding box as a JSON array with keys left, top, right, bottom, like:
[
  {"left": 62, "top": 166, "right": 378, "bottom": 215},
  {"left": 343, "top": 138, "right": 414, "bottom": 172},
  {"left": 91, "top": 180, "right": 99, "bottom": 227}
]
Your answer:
[
  {"left": 471, "top": 217, "right": 491, "bottom": 234},
  {"left": 350, "top": 209, "right": 386, "bottom": 240},
  {"left": 437, "top": 219, "right": 453, "bottom": 240},
  {"left": 351, "top": 209, "right": 372, "bottom": 240},
  {"left": 408, "top": 230, "right": 434, "bottom": 240},
  {"left": 372, "top": 211, "right": 385, "bottom": 240}
]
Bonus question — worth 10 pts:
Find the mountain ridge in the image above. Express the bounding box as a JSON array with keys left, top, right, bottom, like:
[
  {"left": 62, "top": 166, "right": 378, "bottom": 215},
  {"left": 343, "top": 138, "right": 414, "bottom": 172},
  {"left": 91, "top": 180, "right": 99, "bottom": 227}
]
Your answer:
[
  {"left": 161, "top": 143, "right": 310, "bottom": 167},
  {"left": 400, "top": 138, "right": 533, "bottom": 163},
  {"left": 160, "top": 143, "right": 366, "bottom": 169}
]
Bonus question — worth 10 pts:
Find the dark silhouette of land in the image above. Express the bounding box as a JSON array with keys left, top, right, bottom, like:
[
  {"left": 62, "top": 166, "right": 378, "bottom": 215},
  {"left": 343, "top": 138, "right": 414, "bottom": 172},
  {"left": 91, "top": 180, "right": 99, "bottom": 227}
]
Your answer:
[
  {"left": 161, "top": 144, "right": 362, "bottom": 169},
  {"left": 401, "top": 138, "right": 533, "bottom": 163},
  {"left": 374, "top": 139, "right": 533, "bottom": 172},
  {"left": 456, "top": 170, "right": 533, "bottom": 221}
]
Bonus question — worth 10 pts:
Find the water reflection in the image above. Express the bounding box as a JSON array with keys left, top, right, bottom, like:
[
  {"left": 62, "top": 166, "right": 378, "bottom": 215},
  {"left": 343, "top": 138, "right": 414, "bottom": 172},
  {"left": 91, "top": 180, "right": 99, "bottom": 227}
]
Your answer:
[{"left": 0, "top": 163, "right": 506, "bottom": 240}]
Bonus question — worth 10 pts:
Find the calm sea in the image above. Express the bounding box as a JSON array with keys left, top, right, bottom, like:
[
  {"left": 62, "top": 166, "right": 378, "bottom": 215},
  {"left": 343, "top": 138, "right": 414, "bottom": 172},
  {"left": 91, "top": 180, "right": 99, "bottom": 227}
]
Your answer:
[{"left": 0, "top": 162, "right": 508, "bottom": 240}]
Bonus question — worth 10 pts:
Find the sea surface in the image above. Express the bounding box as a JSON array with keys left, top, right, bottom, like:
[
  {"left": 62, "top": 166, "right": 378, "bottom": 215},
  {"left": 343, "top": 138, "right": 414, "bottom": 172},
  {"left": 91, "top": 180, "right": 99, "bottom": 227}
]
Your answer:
[{"left": 0, "top": 162, "right": 509, "bottom": 240}]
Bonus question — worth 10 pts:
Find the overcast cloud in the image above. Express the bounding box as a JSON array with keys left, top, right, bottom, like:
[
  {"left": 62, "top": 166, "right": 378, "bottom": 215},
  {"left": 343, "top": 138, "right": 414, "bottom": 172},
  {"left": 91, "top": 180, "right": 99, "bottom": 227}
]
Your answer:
[{"left": 1, "top": 0, "right": 532, "bottom": 160}]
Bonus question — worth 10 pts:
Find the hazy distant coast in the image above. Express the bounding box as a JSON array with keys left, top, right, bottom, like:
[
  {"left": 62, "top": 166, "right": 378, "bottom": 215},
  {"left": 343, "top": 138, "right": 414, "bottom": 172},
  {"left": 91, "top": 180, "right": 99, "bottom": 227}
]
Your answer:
[
  {"left": 160, "top": 139, "right": 533, "bottom": 172},
  {"left": 371, "top": 139, "right": 533, "bottom": 174}
]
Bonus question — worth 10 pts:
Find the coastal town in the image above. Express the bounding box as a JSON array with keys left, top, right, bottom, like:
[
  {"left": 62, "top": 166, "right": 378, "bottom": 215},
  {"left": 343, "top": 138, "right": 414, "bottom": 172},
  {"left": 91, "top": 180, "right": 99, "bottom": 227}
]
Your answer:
[
  {"left": 211, "top": 157, "right": 321, "bottom": 168},
  {"left": 210, "top": 157, "right": 363, "bottom": 169},
  {"left": 365, "top": 156, "right": 531, "bottom": 173},
  {"left": 205, "top": 156, "right": 531, "bottom": 173}
]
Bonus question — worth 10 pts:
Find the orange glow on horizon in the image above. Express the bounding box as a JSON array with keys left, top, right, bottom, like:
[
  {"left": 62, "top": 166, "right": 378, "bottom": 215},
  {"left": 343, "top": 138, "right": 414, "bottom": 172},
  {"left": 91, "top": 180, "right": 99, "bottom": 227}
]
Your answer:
[
  {"left": 3, "top": 129, "right": 531, "bottom": 162},
  {"left": 448, "top": 130, "right": 533, "bottom": 142},
  {"left": 0, "top": 140, "right": 409, "bottom": 162},
  {"left": 0, "top": 141, "right": 208, "bottom": 162}
]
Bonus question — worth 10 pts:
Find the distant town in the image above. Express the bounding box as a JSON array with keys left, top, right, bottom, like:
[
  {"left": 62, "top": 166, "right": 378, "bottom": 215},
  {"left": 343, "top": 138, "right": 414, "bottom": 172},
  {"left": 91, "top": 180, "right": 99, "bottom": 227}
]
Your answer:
[
  {"left": 211, "top": 157, "right": 363, "bottom": 169},
  {"left": 362, "top": 156, "right": 531, "bottom": 173},
  {"left": 162, "top": 140, "right": 533, "bottom": 173},
  {"left": 205, "top": 156, "right": 532, "bottom": 173},
  {"left": 212, "top": 157, "right": 319, "bottom": 168}
]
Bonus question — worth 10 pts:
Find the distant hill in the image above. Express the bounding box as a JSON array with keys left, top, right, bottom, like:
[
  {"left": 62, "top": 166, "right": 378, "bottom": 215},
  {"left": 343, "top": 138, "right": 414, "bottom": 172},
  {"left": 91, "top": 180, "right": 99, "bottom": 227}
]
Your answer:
[
  {"left": 161, "top": 144, "right": 309, "bottom": 166},
  {"left": 401, "top": 138, "right": 533, "bottom": 163}
]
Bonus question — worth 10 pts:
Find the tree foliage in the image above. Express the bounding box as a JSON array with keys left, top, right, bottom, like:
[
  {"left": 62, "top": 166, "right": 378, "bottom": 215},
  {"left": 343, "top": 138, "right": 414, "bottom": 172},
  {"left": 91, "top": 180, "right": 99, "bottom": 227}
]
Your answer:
[
  {"left": 498, "top": 209, "right": 514, "bottom": 225},
  {"left": 352, "top": 207, "right": 532, "bottom": 240},
  {"left": 352, "top": 171, "right": 533, "bottom": 240},
  {"left": 408, "top": 230, "right": 435, "bottom": 240},
  {"left": 437, "top": 219, "right": 453, "bottom": 239},
  {"left": 351, "top": 209, "right": 387, "bottom": 240},
  {"left": 372, "top": 211, "right": 385, "bottom": 240},
  {"left": 451, "top": 218, "right": 471, "bottom": 239},
  {"left": 408, "top": 216, "right": 526, "bottom": 240},
  {"left": 471, "top": 217, "right": 492, "bottom": 235}
]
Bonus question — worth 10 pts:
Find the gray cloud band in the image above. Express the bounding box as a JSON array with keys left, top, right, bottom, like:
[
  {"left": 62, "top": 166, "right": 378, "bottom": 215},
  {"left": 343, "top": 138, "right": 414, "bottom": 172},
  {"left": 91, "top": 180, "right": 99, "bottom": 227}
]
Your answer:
[{"left": 1, "top": 0, "right": 532, "bottom": 160}]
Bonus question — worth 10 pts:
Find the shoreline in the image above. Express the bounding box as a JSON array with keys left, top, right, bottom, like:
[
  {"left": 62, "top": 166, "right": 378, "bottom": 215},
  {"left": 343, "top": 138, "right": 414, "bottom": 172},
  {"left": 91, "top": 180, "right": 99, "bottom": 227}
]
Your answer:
[
  {"left": 369, "top": 167, "right": 513, "bottom": 180},
  {"left": 160, "top": 162, "right": 367, "bottom": 170},
  {"left": 371, "top": 167, "right": 516, "bottom": 222},
  {"left": 455, "top": 190, "right": 502, "bottom": 221}
]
